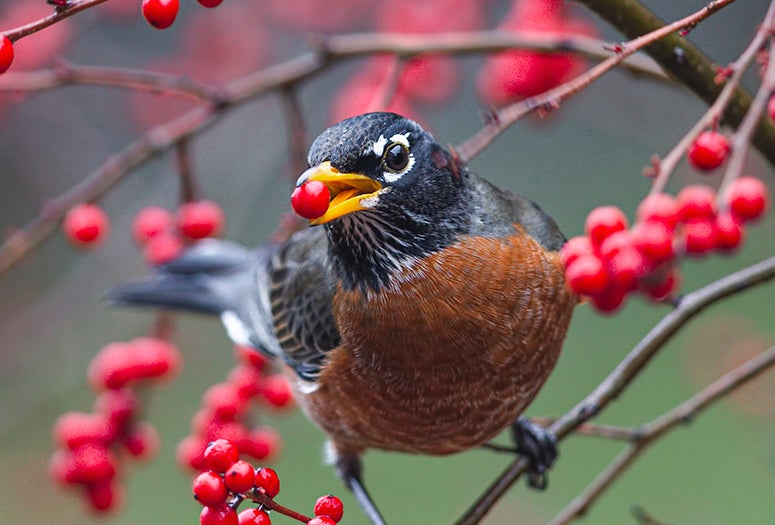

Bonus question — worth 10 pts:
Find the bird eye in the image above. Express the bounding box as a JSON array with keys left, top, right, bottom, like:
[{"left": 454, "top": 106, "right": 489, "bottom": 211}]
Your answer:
[{"left": 382, "top": 143, "right": 411, "bottom": 173}]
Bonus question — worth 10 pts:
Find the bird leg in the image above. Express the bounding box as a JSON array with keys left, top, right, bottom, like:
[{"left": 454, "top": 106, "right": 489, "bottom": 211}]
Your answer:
[
  {"left": 335, "top": 452, "right": 388, "bottom": 525},
  {"left": 509, "top": 416, "right": 558, "bottom": 490}
]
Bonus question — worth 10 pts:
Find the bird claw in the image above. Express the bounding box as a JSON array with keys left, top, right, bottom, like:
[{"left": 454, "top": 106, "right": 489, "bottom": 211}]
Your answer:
[{"left": 510, "top": 416, "right": 558, "bottom": 490}]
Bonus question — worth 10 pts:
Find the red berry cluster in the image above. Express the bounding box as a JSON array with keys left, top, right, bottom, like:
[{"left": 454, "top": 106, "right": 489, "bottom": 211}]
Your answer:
[
  {"left": 329, "top": 0, "right": 483, "bottom": 123},
  {"left": 563, "top": 177, "right": 770, "bottom": 313},
  {"left": 63, "top": 203, "right": 111, "bottom": 248},
  {"left": 192, "top": 439, "right": 343, "bottom": 525},
  {"left": 131, "top": 200, "right": 226, "bottom": 265},
  {"left": 477, "top": 0, "right": 596, "bottom": 106},
  {"left": 177, "top": 345, "right": 293, "bottom": 472},
  {"left": 50, "top": 337, "right": 182, "bottom": 513}
]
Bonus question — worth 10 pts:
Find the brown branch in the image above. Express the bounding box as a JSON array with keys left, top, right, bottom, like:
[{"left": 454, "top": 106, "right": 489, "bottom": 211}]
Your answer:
[
  {"left": 579, "top": 0, "right": 775, "bottom": 173},
  {"left": 549, "top": 344, "right": 775, "bottom": 525},
  {"left": 649, "top": 0, "right": 775, "bottom": 194},
  {"left": 453, "top": 0, "right": 737, "bottom": 164},
  {"left": 279, "top": 87, "right": 311, "bottom": 180},
  {"left": 0, "top": 60, "right": 218, "bottom": 101},
  {"left": 1, "top": 0, "right": 110, "bottom": 42},
  {"left": 456, "top": 253, "right": 775, "bottom": 525}
]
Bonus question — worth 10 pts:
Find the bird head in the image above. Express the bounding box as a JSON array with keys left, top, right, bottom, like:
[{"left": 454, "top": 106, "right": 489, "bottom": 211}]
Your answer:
[{"left": 296, "top": 112, "right": 472, "bottom": 292}]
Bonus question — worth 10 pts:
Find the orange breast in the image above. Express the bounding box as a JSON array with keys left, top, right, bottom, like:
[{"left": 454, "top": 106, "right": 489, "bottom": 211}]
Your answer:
[{"left": 300, "top": 229, "right": 577, "bottom": 458}]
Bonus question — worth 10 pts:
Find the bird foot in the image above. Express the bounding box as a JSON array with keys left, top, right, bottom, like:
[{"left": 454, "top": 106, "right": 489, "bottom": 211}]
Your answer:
[
  {"left": 510, "top": 416, "right": 558, "bottom": 490},
  {"left": 334, "top": 451, "right": 388, "bottom": 525}
]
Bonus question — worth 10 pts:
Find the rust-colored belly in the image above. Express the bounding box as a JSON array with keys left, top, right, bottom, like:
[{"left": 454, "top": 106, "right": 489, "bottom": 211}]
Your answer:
[{"left": 301, "top": 232, "right": 577, "bottom": 457}]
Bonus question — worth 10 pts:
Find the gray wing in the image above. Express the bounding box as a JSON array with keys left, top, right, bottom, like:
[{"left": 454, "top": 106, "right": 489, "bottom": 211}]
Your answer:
[{"left": 263, "top": 227, "right": 341, "bottom": 380}]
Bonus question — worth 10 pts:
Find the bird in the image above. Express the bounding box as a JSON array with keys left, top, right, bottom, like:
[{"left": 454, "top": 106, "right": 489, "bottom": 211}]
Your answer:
[{"left": 108, "top": 112, "right": 578, "bottom": 524}]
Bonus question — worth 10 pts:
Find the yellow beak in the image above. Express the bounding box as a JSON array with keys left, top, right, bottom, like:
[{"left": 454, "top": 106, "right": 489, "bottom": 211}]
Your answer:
[{"left": 296, "top": 161, "right": 383, "bottom": 225}]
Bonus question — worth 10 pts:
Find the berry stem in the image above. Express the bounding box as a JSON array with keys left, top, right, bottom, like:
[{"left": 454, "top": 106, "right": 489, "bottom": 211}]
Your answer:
[
  {"left": 176, "top": 139, "right": 201, "bottom": 203},
  {"left": 246, "top": 489, "right": 312, "bottom": 523}
]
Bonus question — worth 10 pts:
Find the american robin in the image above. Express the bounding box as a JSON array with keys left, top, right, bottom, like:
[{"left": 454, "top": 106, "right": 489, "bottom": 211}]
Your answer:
[{"left": 109, "top": 112, "right": 577, "bottom": 524}]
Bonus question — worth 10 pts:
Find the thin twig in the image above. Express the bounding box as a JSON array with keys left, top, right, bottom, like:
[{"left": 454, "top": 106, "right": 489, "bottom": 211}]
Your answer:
[
  {"left": 549, "top": 344, "right": 775, "bottom": 525},
  {"left": 453, "top": 0, "right": 737, "bottom": 164},
  {"left": 456, "top": 254, "right": 775, "bottom": 525},
  {"left": 649, "top": 0, "right": 775, "bottom": 194},
  {"left": 279, "top": 87, "right": 311, "bottom": 180},
  {"left": 1, "top": 0, "right": 110, "bottom": 42}
]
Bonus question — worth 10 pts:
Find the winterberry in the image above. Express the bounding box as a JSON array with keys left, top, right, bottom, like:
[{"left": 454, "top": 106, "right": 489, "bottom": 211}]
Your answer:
[
  {"left": 193, "top": 471, "right": 228, "bottom": 506},
  {"left": 676, "top": 185, "right": 716, "bottom": 221},
  {"left": 239, "top": 428, "right": 281, "bottom": 461},
  {"left": 687, "top": 131, "right": 730, "bottom": 172},
  {"left": 314, "top": 494, "right": 344, "bottom": 522},
  {"left": 726, "top": 176, "right": 769, "bottom": 222},
  {"left": 590, "top": 284, "right": 627, "bottom": 314},
  {"left": 0, "top": 36, "right": 14, "bottom": 74},
  {"left": 636, "top": 193, "right": 679, "bottom": 229},
  {"left": 253, "top": 467, "right": 280, "bottom": 498},
  {"left": 95, "top": 389, "right": 137, "bottom": 430},
  {"left": 560, "top": 236, "right": 594, "bottom": 269},
  {"left": 86, "top": 481, "right": 121, "bottom": 513},
  {"left": 143, "top": 232, "right": 184, "bottom": 266},
  {"left": 768, "top": 94, "right": 775, "bottom": 122},
  {"left": 607, "top": 246, "right": 647, "bottom": 292},
  {"left": 142, "top": 0, "right": 179, "bottom": 30},
  {"left": 308, "top": 517, "right": 337, "bottom": 525},
  {"left": 585, "top": 206, "right": 628, "bottom": 247},
  {"left": 238, "top": 508, "right": 272, "bottom": 525},
  {"left": 631, "top": 221, "right": 674, "bottom": 264},
  {"left": 68, "top": 443, "right": 118, "bottom": 484},
  {"left": 564, "top": 254, "right": 608, "bottom": 296},
  {"left": 234, "top": 345, "right": 268, "bottom": 370},
  {"left": 63, "top": 203, "right": 110, "bottom": 247},
  {"left": 228, "top": 365, "right": 263, "bottom": 400},
  {"left": 224, "top": 460, "right": 256, "bottom": 494},
  {"left": 132, "top": 206, "right": 174, "bottom": 245},
  {"left": 260, "top": 375, "right": 293, "bottom": 408},
  {"left": 197, "top": 0, "right": 223, "bottom": 7},
  {"left": 204, "top": 382, "right": 247, "bottom": 420},
  {"left": 200, "top": 503, "right": 239, "bottom": 525},
  {"left": 291, "top": 181, "right": 330, "bottom": 220},
  {"left": 178, "top": 200, "right": 226, "bottom": 239},
  {"left": 123, "top": 422, "right": 160, "bottom": 460},
  {"left": 683, "top": 218, "right": 717, "bottom": 255},
  {"left": 53, "top": 411, "right": 113, "bottom": 449},
  {"left": 640, "top": 267, "right": 681, "bottom": 301},
  {"left": 203, "top": 439, "right": 240, "bottom": 473},
  {"left": 713, "top": 213, "right": 744, "bottom": 252}
]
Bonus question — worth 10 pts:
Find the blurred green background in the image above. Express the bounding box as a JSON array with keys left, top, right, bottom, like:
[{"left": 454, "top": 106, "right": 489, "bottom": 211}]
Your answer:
[{"left": 1, "top": 1, "right": 774, "bottom": 524}]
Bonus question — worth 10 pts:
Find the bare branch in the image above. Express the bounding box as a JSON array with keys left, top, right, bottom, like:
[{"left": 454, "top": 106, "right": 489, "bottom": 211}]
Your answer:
[{"left": 1, "top": 0, "right": 110, "bottom": 42}]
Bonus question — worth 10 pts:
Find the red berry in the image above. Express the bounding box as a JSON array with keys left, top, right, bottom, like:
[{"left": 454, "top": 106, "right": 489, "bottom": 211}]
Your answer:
[
  {"left": 607, "top": 246, "right": 647, "bottom": 292},
  {"left": 239, "top": 427, "right": 281, "bottom": 461},
  {"left": 0, "top": 36, "right": 14, "bottom": 74},
  {"left": 560, "top": 236, "right": 594, "bottom": 269},
  {"left": 238, "top": 508, "right": 271, "bottom": 525},
  {"left": 123, "top": 422, "right": 160, "bottom": 460},
  {"left": 193, "top": 471, "right": 228, "bottom": 506},
  {"left": 631, "top": 221, "right": 674, "bottom": 264},
  {"left": 204, "top": 439, "right": 240, "bottom": 473},
  {"left": 225, "top": 460, "right": 256, "bottom": 494},
  {"left": 234, "top": 345, "right": 268, "bottom": 370},
  {"left": 314, "top": 494, "right": 344, "bottom": 522},
  {"left": 88, "top": 341, "right": 135, "bottom": 390},
  {"left": 683, "top": 218, "right": 717, "bottom": 255},
  {"left": 95, "top": 389, "right": 137, "bottom": 431},
  {"left": 200, "top": 504, "right": 239, "bottom": 525},
  {"left": 177, "top": 434, "right": 208, "bottom": 471},
  {"left": 197, "top": 0, "right": 223, "bottom": 7},
  {"left": 687, "top": 131, "right": 730, "bottom": 171},
  {"left": 636, "top": 193, "right": 679, "bottom": 229},
  {"left": 142, "top": 0, "right": 179, "bottom": 30},
  {"left": 86, "top": 481, "right": 121, "bottom": 513},
  {"left": 714, "top": 213, "right": 744, "bottom": 252},
  {"left": 143, "top": 232, "right": 184, "bottom": 265},
  {"left": 726, "top": 176, "right": 769, "bottom": 222},
  {"left": 132, "top": 206, "right": 174, "bottom": 245},
  {"left": 640, "top": 267, "right": 681, "bottom": 301},
  {"left": 204, "top": 382, "right": 247, "bottom": 420},
  {"left": 53, "top": 411, "right": 114, "bottom": 449},
  {"left": 291, "top": 181, "right": 330, "bottom": 220},
  {"left": 253, "top": 467, "right": 280, "bottom": 498},
  {"left": 260, "top": 375, "right": 294, "bottom": 409},
  {"left": 590, "top": 284, "right": 627, "bottom": 314},
  {"left": 564, "top": 254, "right": 608, "bottom": 296},
  {"left": 178, "top": 200, "right": 226, "bottom": 239},
  {"left": 585, "top": 206, "right": 628, "bottom": 247},
  {"left": 228, "top": 365, "right": 263, "bottom": 400},
  {"left": 63, "top": 204, "right": 110, "bottom": 247},
  {"left": 308, "top": 517, "right": 337, "bottom": 525},
  {"left": 676, "top": 185, "right": 716, "bottom": 222},
  {"left": 768, "top": 94, "right": 775, "bottom": 122},
  {"left": 69, "top": 443, "right": 118, "bottom": 484}
]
